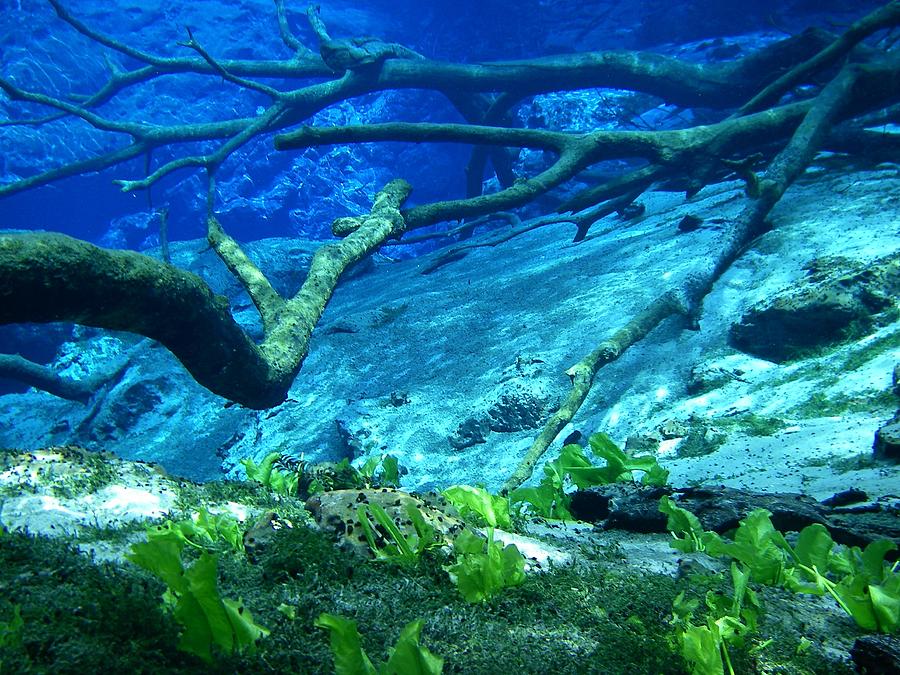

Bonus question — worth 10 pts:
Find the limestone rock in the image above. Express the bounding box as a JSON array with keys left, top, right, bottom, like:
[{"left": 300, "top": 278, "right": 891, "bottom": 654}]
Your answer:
[
  {"left": 874, "top": 412, "right": 900, "bottom": 461},
  {"left": 304, "top": 488, "right": 464, "bottom": 556},
  {"left": 730, "top": 253, "right": 900, "bottom": 362}
]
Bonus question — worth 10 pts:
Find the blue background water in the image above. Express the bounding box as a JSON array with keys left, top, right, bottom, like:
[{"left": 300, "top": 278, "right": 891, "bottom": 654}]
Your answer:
[{"left": 0, "top": 0, "right": 876, "bottom": 248}]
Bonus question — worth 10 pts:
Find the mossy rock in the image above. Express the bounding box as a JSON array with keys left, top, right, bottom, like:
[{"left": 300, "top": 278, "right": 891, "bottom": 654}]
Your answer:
[{"left": 730, "top": 252, "right": 900, "bottom": 362}]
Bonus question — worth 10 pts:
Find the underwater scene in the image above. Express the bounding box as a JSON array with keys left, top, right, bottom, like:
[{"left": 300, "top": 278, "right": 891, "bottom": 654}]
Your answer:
[{"left": 1, "top": 0, "right": 900, "bottom": 672}]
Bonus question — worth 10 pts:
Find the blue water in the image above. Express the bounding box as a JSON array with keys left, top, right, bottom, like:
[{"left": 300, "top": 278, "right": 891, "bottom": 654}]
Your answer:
[{"left": 0, "top": 0, "right": 878, "bottom": 248}]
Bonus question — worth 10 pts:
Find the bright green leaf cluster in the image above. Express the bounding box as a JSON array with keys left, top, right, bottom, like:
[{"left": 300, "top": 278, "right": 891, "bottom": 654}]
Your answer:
[
  {"left": 785, "top": 529, "right": 900, "bottom": 633},
  {"left": 126, "top": 514, "right": 268, "bottom": 662},
  {"left": 442, "top": 484, "right": 512, "bottom": 529},
  {"left": 359, "top": 454, "right": 401, "bottom": 489},
  {"left": 446, "top": 528, "right": 526, "bottom": 604},
  {"left": 359, "top": 501, "right": 440, "bottom": 567},
  {"left": 702, "top": 510, "right": 792, "bottom": 586},
  {"left": 660, "top": 499, "right": 900, "bottom": 634},
  {"left": 150, "top": 507, "right": 244, "bottom": 555},
  {"left": 513, "top": 433, "right": 669, "bottom": 519},
  {"left": 659, "top": 495, "right": 714, "bottom": 553},
  {"left": 315, "top": 613, "right": 444, "bottom": 675},
  {"left": 672, "top": 563, "right": 762, "bottom": 675},
  {"left": 240, "top": 451, "right": 301, "bottom": 497}
]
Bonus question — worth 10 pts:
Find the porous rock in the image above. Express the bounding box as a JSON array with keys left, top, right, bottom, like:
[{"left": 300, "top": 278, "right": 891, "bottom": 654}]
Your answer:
[
  {"left": 851, "top": 635, "right": 900, "bottom": 675},
  {"left": 448, "top": 416, "right": 491, "bottom": 450},
  {"left": 874, "top": 411, "right": 900, "bottom": 461},
  {"left": 730, "top": 253, "right": 900, "bottom": 362},
  {"left": 304, "top": 488, "right": 464, "bottom": 556}
]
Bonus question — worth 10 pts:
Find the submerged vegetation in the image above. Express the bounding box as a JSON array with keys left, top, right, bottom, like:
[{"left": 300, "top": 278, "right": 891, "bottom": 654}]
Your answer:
[{"left": 0, "top": 431, "right": 894, "bottom": 673}]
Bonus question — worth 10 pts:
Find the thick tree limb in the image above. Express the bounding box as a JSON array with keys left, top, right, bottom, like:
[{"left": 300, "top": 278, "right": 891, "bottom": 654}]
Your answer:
[
  {"left": 0, "top": 5, "right": 836, "bottom": 199},
  {"left": 272, "top": 102, "right": 815, "bottom": 231},
  {"left": 0, "top": 180, "right": 413, "bottom": 409},
  {"left": 1, "top": 3, "right": 897, "bottom": 417},
  {"left": 737, "top": 1, "right": 900, "bottom": 116}
]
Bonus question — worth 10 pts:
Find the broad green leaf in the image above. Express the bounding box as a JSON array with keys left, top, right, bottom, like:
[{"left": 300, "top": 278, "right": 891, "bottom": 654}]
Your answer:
[
  {"left": 174, "top": 590, "right": 217, "bottom": 662},
  {"left": 681, "top": 624, "right": 724, "bottom": 675},
  {"left": 443, "top": 485, "right": 511, "bottom": 529},
  {"left": 510, "top": 484, "right": 569, "bottom": 520},
  {"left": 659, "top": 495, "right": 706, "bottom": 553},
  {"left": 360, "top": 456, "right": 381, "bottom": 479},
  {"left": 500, "top": 543, "right": 527, "bottom": 588},
  {"left": 707, "top": 510, "right": 791, "bottom": 585},
  {"left": 380, "top": 456, "right": 401, "bottom": 487},
  {"left": 126, "top": 536, "right": 187, "bottom": 594},
  {"left": 448, "top": 529, "right": 525, "bottom": 603},
  {"left": 452, "top": 528, "right": 486, "bottom": 556},
  {"left": 181, "top": 553, "right": 234, "bottom": 654},
  {"left": 784, "top": 565, "right": 828, "bottom": 596},
  {"left": 869, "top": 583, "right": 900, "bottom": 633},
  {"left": 641, "top": 463, "right": 670, "bottom": 487},
  {"left": 315, "top": 613, "right": 378, "bottom": 675},
  {"left": 861, "top": 540, "right": 898, "bottom": 583},
  {"left": 792, "top": 524, "right": 833, "bottom": 570},
  {"left": 222, "top": 598, "right": 269, "bottom": 655},
  {"left": 382, "top": 619, "right": 444, "bottom": 675},
  {"left": 672, "top": 591, "right": 699, "bottom": 622},
  {"left": 833, "top": 574, "right": 879, "bottom": 631}
]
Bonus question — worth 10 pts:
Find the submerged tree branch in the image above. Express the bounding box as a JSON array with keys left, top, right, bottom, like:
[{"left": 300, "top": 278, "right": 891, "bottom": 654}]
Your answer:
[
  {"left": 0, "top": 180, "right": 412, "bottom": 408},
  {"left": 0, "top": 1, "right": 897, "bottom": 419},
  {"left": 502, "top": 62, "right": 870, "bottom": 493}
]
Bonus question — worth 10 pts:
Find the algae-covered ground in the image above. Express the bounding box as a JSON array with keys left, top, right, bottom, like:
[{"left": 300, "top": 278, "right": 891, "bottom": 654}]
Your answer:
[{"left": 0, "top": 447, "right": 868, "bottom": 674}]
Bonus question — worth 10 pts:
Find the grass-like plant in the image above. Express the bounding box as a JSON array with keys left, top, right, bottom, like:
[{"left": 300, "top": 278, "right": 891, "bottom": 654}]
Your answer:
[
  {"left": 358, "top": 501, "right": 440, "bottom": 567},
  {"left": 315, "top": 613, "right": 443, "bottom": 675}
]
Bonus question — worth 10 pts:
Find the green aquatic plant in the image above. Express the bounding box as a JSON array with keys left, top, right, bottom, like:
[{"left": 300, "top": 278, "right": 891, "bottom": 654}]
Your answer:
[
  {"left": 702, "top": 510, "right": 793, "bottom": 586},
  {"left": 512, "top": 433, "right": 669, "bottom": 519},
  {"left": 785, "top": 529, "right": 900, "bottom": 633},
  {"left": 358, "top": 501, "right": 440, "bottom": 566},
  {"left": 359, "top": 454, "right": 401, "bottom": 488},
  {"left": 659, "top": 495, "right": 715, "bottom": 553},
  {"left": 240, "top": 451, "right": 301, "bottom": 497},
  {"left": 149, "top": 507, "right": 244, "bottom": 554},
  {"left": 315, "top": 613, "right": 444, "bottom": 675},
  {"left": 671, "top": 563, "right": 763, "bottom": 675},
  {"left": 126, "top": 513, "right": 268, "bottom": 662},
  {"left": 446, "top": 528, "right": 526, "bottom": 604},
  {"left": 660, "top": 499, "right": 900, "bottom": 634},
  {"left": 442, "top": 484, "right": 512, "bottom": 529}
]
